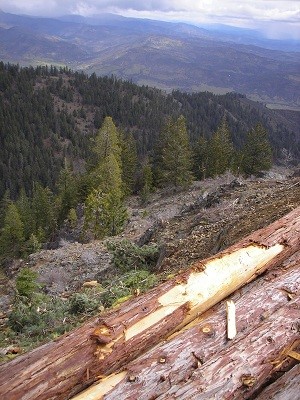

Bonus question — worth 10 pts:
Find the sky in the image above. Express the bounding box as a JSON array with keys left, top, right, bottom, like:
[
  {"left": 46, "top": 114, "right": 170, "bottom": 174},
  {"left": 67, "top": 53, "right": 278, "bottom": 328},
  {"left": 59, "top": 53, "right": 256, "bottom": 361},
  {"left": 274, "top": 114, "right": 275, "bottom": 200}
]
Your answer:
[{"left": 0, "top": 0, "right": 299, "bottom": 40}]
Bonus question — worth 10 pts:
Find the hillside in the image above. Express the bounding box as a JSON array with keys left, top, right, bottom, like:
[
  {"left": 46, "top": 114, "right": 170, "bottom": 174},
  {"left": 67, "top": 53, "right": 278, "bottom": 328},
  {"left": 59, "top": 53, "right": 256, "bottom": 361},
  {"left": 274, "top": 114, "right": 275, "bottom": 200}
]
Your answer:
[
  {"left": 0, "top": 63, "right": 299, "bottom": 201},
  {"left": 0, "top": 11, "right": 299, "bottom": 109}
]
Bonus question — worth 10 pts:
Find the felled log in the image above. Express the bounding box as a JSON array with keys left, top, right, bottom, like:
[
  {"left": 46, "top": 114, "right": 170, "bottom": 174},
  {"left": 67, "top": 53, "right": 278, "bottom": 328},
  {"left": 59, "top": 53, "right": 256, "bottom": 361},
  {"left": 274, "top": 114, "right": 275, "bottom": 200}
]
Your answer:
[
  {"left": 0, "top": 207, "right": 299, "bottom": 400},
  {"left": 72, "top": 249, "right": 300, "bottom": 399}
]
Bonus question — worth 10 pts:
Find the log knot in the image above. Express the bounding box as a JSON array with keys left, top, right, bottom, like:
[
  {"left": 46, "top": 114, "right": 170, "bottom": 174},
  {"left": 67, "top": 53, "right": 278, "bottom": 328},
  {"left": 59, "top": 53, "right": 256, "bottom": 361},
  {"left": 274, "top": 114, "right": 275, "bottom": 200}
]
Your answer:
[
  {"left": 91, "top": 325, "right": 113, "bottom": 344},
  {"left": 240, "top": 374, "right": 256, "bottom": 387}
]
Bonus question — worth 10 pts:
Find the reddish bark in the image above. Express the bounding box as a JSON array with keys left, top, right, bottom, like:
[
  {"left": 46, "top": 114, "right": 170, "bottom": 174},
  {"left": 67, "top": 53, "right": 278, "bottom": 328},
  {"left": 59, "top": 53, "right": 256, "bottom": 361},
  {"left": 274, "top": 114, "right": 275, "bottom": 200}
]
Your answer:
[{"left": 80, "top": 250, "right": 300, "bottom": 399}]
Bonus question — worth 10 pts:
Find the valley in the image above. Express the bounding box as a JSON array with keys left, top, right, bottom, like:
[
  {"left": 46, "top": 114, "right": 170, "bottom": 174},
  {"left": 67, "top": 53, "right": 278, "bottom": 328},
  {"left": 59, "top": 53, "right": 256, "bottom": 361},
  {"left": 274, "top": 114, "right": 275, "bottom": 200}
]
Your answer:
[{"left": 0, "top": 10, "right": 299, "bottom": 109}]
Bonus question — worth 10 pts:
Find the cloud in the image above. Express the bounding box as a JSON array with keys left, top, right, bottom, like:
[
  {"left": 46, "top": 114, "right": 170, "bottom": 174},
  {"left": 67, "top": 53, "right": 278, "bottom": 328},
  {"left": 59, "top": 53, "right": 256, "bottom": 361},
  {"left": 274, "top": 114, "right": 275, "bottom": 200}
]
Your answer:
[{"left": 1, "top": 0, "right": 299, "bottom": 39}]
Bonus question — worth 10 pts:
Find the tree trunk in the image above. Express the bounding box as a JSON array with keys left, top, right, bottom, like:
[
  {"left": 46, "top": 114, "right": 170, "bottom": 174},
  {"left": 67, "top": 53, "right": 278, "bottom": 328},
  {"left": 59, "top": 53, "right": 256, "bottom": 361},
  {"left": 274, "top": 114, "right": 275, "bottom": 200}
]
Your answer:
[
  {"left": 0, "top": 207, "right": 299, "bottom": 400},
  {"left": 72, "top": 249, "right": 300, "bottom": 399}
]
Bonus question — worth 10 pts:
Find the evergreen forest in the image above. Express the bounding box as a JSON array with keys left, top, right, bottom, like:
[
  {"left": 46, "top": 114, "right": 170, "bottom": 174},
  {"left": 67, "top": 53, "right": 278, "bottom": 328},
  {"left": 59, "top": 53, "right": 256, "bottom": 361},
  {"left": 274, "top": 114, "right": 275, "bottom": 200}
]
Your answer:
[{"left": 0, "top": 62, "right": 299, "bottom": 261}]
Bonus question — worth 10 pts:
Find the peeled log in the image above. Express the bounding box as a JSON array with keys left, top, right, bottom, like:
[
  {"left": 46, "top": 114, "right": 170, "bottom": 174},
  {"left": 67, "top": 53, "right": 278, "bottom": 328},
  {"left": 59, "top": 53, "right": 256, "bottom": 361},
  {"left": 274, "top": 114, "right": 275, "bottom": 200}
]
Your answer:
[{"left": 0, "top": 207, "right": 299, "bottom": 400}]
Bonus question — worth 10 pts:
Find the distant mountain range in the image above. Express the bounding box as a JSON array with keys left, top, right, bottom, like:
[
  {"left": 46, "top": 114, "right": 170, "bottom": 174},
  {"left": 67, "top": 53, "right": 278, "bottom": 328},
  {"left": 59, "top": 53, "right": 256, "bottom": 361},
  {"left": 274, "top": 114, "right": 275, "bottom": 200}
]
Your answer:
[{"left": 0, "top": 10, "right": 299, "bottom": 109}]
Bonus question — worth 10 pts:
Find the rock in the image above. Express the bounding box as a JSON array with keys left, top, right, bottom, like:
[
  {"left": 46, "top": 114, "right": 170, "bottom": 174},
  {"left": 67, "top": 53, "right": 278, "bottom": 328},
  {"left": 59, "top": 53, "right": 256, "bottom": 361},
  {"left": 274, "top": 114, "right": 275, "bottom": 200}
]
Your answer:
[{"left": 0, "top": 346, "right": 22, "bottom": 355}]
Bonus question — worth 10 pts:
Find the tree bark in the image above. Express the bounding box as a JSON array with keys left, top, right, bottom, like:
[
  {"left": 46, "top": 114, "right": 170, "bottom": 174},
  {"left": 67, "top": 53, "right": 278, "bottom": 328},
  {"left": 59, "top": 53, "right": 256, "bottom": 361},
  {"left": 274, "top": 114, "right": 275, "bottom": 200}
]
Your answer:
[
  {"left": 72, "top": 250, "right": 300, "bottom": 399},
  {"left": 0, "top": 207, "right": 299, "bottom": 400}
]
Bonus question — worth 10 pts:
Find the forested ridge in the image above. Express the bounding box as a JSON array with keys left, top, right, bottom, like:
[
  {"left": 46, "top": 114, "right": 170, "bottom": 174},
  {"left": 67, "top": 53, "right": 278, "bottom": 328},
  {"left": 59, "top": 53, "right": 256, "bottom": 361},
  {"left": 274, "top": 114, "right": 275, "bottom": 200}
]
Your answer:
[
  {"left": 0, "top": 62, "right": 298, "bottom": 198},
  {"left": 0, "top": 62, "right": 299, "bottom": 260}
]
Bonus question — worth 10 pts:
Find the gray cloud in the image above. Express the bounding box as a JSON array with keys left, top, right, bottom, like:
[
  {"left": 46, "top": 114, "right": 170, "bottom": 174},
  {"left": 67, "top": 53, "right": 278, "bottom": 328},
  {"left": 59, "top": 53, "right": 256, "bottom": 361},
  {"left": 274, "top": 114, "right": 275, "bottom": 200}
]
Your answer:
[{"left": 1, "top": 0, "right": 299, "bottom": 39}]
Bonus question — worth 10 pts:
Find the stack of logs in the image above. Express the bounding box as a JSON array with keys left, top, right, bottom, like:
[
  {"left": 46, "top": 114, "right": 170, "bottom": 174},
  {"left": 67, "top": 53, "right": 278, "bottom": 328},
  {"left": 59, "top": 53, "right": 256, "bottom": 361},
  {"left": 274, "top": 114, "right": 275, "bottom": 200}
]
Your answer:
[{"left": 0, "top": 207, "right": 299, "bottom": 399}]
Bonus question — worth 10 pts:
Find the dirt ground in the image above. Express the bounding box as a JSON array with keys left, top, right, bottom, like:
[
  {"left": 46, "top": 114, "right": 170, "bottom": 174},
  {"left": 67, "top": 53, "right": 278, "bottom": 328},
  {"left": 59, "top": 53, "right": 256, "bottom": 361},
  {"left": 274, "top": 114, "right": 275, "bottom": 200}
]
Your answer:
[{"left": 125, "top": 169, "right": 300, "bottom": 274}]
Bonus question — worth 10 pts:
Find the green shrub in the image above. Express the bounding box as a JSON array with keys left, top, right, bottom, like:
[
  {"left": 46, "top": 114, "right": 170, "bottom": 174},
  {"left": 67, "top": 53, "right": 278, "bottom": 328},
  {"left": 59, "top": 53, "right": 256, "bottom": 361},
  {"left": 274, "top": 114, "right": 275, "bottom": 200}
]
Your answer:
[
  {"left": 122, "top": 269, "right": 157, "bottom": 289},
  {"left": 100, "top": 284, "right": 131, "bottom": 308},
  {"left": 107, "top": 240, "right": 159, "bottom": 272},
  {"left": 8, "top": 301, "right": 41, "bottom": 333},
  {"left": 69, "top": 293, "right": 99, "bottom": 314},
  {"left": 8, "top": 296, "right": 70, "bottom": 336},
  {"left": 15, "top": 268, "right": 39, "bottom": 299},
  {"left": 100, "top": 269, "right": 158, "bottom": 308}
]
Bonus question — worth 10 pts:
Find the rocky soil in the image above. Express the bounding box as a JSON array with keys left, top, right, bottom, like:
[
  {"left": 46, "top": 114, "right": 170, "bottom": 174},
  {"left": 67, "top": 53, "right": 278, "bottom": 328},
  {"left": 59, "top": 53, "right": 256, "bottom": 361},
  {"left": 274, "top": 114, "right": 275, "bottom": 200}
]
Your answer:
[{"left": 0, "top": 168, "right": 299, "bottom": 314}]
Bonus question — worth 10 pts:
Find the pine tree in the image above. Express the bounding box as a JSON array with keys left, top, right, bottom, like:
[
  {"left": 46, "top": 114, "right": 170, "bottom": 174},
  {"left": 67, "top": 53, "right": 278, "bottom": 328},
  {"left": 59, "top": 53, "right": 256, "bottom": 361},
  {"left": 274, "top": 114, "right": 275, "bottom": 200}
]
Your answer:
[
  {"left": 0, "top": 202, "right": 25, "bottom": 258},
  {"left": 32, "top": 183, "right": 57, "bottom": 240},
  {"left": 241, "top": 123, "right": 273, "bottom": 176},
  {"left": 119, "top": 131, "right": 138, "bottom": 196},
  {"left": 0, "top": 190, "right": 11, "bottom": 227},
  {"left": 91, "top": 116, "right": 123, "bottom": 191},
  {"left": 158, "top": 115, "right": 193, "bottom": 188},
  {"left": 16, "top": 188, "right": 34, "bottom": 240},
  {"left": 84, "top": 188, "right": 127, "bottom": 238},
  {"left": 140, "top": 161, "right": 154, "bottom": 204},
  {"left": 94, "top": 116, "right": 121, "bottom": 164},
  {"left": 85, "top": 117, "right": 127, "bottom": 238},
  {"left": 207, "top": 116, "right": 234, "bottom": 177},
  {"left": 193, "top": 136, "right": 209, "bottom": 180},
  {"left": 56, "top": 159, "right": 78, "bottom": 223}
]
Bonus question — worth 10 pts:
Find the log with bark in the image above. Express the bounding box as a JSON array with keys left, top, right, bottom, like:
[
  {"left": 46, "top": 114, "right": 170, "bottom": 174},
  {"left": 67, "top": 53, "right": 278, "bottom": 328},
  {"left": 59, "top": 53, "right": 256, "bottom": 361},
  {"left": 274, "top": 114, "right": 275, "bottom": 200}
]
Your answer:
[
  {"left": 72, "top": 249, "right": 300, "bottom": 399},
  {"left": 0, "top": 207, "right": 299, "bottom": 400}
]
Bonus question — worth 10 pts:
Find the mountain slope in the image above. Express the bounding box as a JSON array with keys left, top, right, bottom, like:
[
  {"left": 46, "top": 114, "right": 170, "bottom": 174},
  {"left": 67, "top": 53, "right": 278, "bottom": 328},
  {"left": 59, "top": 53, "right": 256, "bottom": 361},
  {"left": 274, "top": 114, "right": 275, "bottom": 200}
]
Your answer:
[{"left": 0, "top": 11, "right": 299, "bottom": 109}]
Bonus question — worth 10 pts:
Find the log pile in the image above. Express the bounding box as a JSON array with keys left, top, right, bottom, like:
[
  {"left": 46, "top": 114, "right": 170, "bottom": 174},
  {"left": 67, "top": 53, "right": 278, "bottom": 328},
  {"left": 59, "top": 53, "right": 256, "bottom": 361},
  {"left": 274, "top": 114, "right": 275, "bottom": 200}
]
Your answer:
[{"left": 0, "top": 207, "right": 299, "bottom": 400}]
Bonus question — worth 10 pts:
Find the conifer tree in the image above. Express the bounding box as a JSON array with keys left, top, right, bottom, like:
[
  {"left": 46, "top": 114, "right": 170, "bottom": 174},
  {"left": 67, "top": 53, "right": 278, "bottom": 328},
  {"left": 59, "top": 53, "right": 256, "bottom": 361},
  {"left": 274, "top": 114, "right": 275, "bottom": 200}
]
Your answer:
[
  {"left": 16, "top": 188, "right": 34, "bottom": 240},
  {"left": 0, "top": 202, "right": 24, "bottom": 258},
  {"left": 94, "top": 116, "right": 121, "bottom": 164},
  {"left": 32, "top": 183, "right": 56, "bottom": 240},
  {"left": 119, "top": 131, "right": 138, "bottom": 196},
  {"left": 207, "top": 116, "right": 234, "bottom": 177},
  {"left": 140, "top": 161, "right": 154, "bottom": 204},
  {"left": 85, "top": 117, "right": 127, "bottom": 238},
  {"left": 241, "top": 123, "right": 273, "bottom": 176},
  {"left": 56, "top": 159, "right": 78, "bottom": 223},
  {"left": 158, "top": 115, "right": 193, "bottom": 188},
  {"left": 84, "top": 187, "right": 127, "bottom": 238},
  {"left": 193, "top": 136, "right": 209, "bottom": 180},
  {"left": 0, "top": 190, "right": 11, "bottom": 227}
]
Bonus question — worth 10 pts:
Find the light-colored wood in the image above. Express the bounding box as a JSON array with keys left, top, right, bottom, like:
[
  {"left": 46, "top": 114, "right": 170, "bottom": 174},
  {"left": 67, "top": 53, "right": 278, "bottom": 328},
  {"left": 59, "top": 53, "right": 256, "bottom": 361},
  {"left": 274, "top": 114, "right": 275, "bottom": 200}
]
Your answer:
[
  {"left": 71, "top": 372, "right": 126, "bottom": 400},
  {"left": 226, "top": 299, "right": 236, "bottom": 339},
  {"left": 123, "top": 244, "right": 282, "bottom": 343},
  {"left": 286, "top": 350, "right": 300, "bottom": 361}
]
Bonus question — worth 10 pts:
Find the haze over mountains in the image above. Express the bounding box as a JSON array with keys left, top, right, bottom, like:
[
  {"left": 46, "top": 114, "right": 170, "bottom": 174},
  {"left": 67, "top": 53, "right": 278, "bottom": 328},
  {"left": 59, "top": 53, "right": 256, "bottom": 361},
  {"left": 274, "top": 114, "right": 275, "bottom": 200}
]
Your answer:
[{"left": 0, "top": 10, "right": 299, "bottom": 110}]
